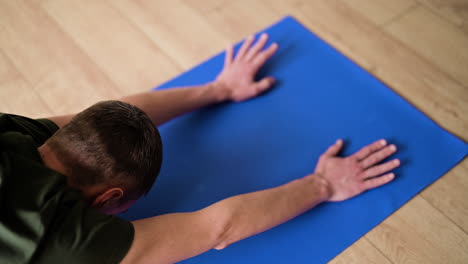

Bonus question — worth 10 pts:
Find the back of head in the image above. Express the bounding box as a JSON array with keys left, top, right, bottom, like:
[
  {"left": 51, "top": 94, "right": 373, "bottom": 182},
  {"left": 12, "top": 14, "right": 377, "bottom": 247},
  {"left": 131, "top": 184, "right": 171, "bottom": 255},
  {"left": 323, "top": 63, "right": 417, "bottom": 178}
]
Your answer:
[{"left": 46, "top": 100, "right": 162, "bottom": 201}]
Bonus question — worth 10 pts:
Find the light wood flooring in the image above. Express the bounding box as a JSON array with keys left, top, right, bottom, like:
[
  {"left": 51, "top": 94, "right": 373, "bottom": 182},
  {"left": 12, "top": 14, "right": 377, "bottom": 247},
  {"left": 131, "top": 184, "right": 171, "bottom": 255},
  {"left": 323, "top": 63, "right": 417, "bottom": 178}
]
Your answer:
[{"left": 1, "top": 0, "right": 467, "bottom": 263}]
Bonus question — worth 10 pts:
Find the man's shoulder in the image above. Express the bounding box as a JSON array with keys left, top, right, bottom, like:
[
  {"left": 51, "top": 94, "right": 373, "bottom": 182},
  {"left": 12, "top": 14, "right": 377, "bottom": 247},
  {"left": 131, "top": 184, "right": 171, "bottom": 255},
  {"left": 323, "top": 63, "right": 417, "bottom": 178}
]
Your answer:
[
  {"left": 0, "top": 113, "right": 59, "bottom": 147},
  {"left": 0, "top": 135, "right": 69, "bottom": 263}
]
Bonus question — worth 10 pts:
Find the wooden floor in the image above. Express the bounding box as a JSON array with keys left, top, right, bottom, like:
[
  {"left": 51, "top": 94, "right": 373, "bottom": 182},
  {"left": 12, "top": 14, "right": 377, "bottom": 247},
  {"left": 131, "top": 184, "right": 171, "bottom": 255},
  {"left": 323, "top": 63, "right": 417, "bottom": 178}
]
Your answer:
[{"left": 1, "top": 0, "right": 467, "bottom": 263}]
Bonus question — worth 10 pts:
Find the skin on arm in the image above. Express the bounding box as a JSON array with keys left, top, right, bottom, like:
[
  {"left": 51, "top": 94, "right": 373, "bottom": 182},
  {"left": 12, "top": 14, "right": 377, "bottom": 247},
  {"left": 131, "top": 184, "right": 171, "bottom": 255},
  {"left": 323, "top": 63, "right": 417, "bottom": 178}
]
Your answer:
[
  {"left": 121, "top": 139, "right": 400, "bottom": 264},
  {"left": 47, "top": 34, "right": 278, "bottom": 128}
]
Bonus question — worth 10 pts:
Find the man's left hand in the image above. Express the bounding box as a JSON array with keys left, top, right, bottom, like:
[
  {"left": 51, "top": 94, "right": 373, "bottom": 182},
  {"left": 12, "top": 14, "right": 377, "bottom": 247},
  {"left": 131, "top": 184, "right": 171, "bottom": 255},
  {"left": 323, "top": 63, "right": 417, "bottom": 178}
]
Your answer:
[{"left": 215, "top": 33, "right": 278, "bottom": 102}]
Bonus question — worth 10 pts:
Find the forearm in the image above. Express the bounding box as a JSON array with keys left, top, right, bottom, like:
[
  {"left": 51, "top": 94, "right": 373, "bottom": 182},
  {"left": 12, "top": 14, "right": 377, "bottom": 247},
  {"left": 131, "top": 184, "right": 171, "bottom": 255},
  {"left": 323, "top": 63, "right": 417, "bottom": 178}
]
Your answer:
[
  {"left": 125, "top": 174, "right": 331, "bottom": 264},
  {"left": 209, "top": 174, "right": 331, "bottom": 249},
  {"left": 121, "top": 82, "right": 227, "bottom": 126},
  {"left": 46, "top": 83, "right": 225, "bottom": 128}
]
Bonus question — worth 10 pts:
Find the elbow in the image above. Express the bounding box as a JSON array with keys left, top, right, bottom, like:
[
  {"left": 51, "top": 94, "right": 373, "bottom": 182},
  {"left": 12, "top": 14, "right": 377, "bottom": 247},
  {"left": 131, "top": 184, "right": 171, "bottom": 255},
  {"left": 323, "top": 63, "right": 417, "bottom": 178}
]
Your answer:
[
  {"left": 210, "top": 209, "right": 235, "bottom": 251},
  {"left": 200, "top": 197, "right": 242, "bottom": 251},
  {"left": 212, "top": 218, "right": 233, "bottom": 250},
  {"left": 213, "top": 236, "right": 230, "bottom": 251},
  {"left": 214, "top": 245, "right": 228, "bottom": 250}
]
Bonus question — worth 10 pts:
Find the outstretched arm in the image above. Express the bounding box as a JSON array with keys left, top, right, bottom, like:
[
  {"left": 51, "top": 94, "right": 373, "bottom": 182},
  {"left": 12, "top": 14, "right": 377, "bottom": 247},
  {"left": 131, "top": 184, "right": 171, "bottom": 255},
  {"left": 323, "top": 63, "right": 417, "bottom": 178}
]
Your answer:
[
  {"left": 121, "top": 139, "right": 400, "bottom": 264},
  {"left": 48, "top": 34, "right": 278, "bottom": 127}
]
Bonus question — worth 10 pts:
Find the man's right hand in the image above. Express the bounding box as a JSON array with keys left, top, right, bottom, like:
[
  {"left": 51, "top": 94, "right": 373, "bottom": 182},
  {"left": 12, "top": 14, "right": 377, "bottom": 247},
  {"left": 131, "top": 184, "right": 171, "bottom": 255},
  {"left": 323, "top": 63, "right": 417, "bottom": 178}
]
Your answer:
[{"left": 314, "top": 139, "right": 400, "bottom": 202}]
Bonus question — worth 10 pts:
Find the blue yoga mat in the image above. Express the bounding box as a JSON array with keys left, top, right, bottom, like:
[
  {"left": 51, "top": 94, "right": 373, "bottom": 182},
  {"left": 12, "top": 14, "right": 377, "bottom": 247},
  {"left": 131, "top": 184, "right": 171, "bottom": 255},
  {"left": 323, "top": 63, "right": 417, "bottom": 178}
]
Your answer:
[{"left": 120, "top": 16, "right": 467, "bottom": 263}]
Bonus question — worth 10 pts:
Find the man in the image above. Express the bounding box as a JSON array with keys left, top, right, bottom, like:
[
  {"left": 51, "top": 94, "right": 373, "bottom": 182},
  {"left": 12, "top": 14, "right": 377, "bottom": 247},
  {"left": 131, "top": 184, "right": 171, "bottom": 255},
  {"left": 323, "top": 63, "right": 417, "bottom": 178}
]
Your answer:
[{"left": 0, "top": 34, "right": 400, "bottom": 264}]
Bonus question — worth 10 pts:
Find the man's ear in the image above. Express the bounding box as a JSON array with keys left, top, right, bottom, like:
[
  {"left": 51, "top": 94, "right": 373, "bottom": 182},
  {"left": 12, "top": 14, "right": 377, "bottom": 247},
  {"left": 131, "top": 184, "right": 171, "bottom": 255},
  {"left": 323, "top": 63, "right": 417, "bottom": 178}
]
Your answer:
[{"left": 91, "top": 187, "right": 124, "bottom": 208}]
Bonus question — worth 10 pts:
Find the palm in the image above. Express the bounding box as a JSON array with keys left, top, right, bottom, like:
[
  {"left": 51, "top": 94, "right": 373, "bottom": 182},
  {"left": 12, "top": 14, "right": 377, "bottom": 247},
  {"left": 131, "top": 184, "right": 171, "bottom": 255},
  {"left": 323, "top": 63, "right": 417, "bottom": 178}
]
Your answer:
[
  {"left": 314, "top": 139, "right": 400, "bottom": 202},
  {"left": 216, "top": 34, "right": 278, "bottom": 102}
]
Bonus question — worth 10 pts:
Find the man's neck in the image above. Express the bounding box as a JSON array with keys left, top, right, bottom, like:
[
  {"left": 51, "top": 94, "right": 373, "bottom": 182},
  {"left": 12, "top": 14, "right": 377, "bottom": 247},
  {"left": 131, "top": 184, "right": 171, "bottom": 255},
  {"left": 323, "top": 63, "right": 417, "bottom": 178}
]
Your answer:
[
  {"left": 38, "top": 144, "right": 68, "bottom": 176},
  {"left": 37, "top": 144, "right": 109, "bottom": 204}
]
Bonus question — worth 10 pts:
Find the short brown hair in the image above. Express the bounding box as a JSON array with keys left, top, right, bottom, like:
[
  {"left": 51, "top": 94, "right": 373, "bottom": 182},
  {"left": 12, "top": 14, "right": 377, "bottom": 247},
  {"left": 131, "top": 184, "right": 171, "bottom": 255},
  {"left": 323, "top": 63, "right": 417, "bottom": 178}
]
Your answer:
[{"left": 46, "top": 100, "right": 162, "bottom": 200}]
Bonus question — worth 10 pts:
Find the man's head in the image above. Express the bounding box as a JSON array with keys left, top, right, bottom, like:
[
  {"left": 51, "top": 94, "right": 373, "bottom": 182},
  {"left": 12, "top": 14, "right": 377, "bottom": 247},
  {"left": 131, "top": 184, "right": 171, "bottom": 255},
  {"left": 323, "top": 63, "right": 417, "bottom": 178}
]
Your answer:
[{"left": 40, "top": 100, "right": 162, "bottom": 214}]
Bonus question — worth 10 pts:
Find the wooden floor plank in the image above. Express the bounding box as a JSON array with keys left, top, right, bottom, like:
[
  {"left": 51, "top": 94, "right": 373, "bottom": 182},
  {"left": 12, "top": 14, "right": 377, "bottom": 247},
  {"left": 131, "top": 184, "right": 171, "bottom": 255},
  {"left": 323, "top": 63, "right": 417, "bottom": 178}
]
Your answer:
[
  {"left": 384, "top": 5, "right": 468, "bottom": 92},
  {"left": 40, "top": 0, "right": 180, "bottom": 94},
  {"left": 109, "top": 0, "right": 226, "bottom": 71},
  {"left": 366, "top": 196, "right": 468, "bottom": 263},
  {"left": 417, "top": 0, "right": 468, "bottom": 31},
  {"left": 182, "top": 0, "right": 231, "bottom": 13},
  {"left": 0, "top": 0, "right": 120, "bottom": 114},
  {"left": 0, "top": 51, "right": 52, "bottom": 118},
  {"left": 329, "top": 237, "right": 392, "bottom": 264},
  {"left": 201, "top": 0, "right": 284, "bottom": 41},
  {"left": 339, "top": 0, "right": 417, "bottom": 26},
  {"left": 420, "top": 159, "right": 468, "bottom": 233}
]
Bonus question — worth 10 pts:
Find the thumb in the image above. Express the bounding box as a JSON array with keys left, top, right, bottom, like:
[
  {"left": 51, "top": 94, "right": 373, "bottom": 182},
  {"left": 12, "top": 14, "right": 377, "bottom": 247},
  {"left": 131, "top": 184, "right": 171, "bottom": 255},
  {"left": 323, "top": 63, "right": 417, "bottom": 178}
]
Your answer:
[
  {"left": 324, "top": 139, "right": 343, "bottom": 157},
  {"left": 254, "top": 76, "right": 275, "bottom": 93}
]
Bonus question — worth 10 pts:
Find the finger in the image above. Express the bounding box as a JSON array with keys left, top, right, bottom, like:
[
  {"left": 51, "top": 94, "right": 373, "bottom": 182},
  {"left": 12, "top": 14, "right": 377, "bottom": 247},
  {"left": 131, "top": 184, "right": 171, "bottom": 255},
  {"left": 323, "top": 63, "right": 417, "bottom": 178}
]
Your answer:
[
  {"left": 360, "top": 144, "right": 397, "bottom": 169},
  {"left": 362, "top": 173, "right": 395, "bottom": 190},
  {"left": 352, "top": 139, "right": 387, "bottom": 161},
  {"left": 224, "top": 44, "right": 234, "bottom": 67},
  {"left": 244, "top": 33, "right": 269, "bottom": 61},
  {"left": 236, "top": 35, "right": 255, "bottom": 60},
  {"left": 362, "top": 159, "right": 400, "bottom": 179},
  {"left": 252, "top": 42, "right": 278, "bottom": 69},
  {"left": 254, "top": 76, "right": 275, "bottom": 93},
  {"left": 323, "top": 139, "right": 344, "bottom": 157}
]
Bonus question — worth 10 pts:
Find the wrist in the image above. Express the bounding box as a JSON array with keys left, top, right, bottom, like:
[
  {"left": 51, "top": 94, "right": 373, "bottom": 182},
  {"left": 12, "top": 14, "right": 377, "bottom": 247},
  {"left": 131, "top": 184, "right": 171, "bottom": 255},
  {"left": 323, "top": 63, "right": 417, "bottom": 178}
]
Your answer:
[
  {"left": 302, "top": 173, "right": 333, "bottom": 202},
  {"left": 209, "top": 80, "right": 231, "bottom": 103}
]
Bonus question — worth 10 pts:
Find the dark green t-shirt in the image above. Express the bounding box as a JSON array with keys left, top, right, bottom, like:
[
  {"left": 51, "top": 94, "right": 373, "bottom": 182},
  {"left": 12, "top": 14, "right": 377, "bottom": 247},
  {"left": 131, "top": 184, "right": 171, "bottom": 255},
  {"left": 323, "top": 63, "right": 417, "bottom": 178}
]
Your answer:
[{"left": 0, "top": 114, "right": 134, "bottom": 264}]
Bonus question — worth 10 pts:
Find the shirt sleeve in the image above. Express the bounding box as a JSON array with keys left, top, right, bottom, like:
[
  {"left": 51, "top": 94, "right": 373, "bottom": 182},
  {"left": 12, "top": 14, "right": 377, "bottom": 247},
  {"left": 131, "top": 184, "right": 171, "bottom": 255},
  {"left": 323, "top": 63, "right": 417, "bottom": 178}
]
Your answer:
[{"left": 0, "top": 114, "right": 59, "bottom": 146}]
